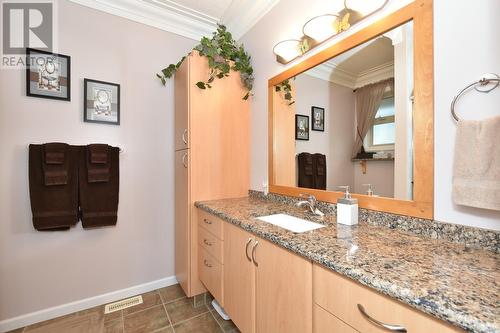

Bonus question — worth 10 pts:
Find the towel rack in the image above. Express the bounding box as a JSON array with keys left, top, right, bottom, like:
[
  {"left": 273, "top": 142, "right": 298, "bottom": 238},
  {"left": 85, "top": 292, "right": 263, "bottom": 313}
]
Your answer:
[{"left": 451, "top": 73, "right": 500, "bottom": 121}]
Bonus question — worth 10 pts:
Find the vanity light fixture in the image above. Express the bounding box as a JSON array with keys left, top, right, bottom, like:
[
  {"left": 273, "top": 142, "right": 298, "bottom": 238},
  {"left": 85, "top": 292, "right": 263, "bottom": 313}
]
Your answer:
[
  {"left": 272, "top": 39, "right": 303, "bottom": 63},
  {"left": 302, "top": 14, "right": 340, "bottom": 43},
  {"left": 273, "top": 0, "right": 388, "bottom": 64},
  {"left": 344, "top": 0, "right": 388, "bottom": 15}
]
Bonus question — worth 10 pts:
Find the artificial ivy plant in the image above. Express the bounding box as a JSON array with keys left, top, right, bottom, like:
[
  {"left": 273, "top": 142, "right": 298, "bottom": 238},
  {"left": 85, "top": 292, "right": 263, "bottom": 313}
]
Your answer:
[
  {"left": 156, "top": 24, "right": 254, "bottom": 100},
  {"left": 275, "top": 79, "right": 295, "bottom": 105}
]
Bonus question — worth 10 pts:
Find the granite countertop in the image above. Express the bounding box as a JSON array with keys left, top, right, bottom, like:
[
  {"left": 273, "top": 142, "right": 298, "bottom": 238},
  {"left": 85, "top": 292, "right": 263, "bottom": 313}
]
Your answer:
[{"left": 195, "top": 197, "right": 500, "bottom": 333}]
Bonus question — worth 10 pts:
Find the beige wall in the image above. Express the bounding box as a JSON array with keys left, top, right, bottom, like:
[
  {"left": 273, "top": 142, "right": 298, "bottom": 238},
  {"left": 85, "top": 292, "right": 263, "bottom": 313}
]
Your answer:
[
  {"left": 0, "top": 0, "right": 196, "bottom": 321},
  {"left": 353, "top": 161, "right": 395, "bottom": 197},
  {"left": 294, "top": 75, "right": 355, "bottom": 190},
  {"left": 240, "top": 0, "right": 500, "bottom": 230}
]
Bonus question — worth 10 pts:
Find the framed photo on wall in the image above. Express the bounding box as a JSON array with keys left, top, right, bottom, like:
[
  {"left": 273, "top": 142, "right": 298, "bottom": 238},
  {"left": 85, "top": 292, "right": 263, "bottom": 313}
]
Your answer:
[
  {"left": 26, "top": 48, "right": 71, "bottom": 101},
  {"left": 311, "top": 106, "right": 325, "bottom": 131},
  {"left": 84, "top": 79, "right": 120, "bottom": 125},
  {"left": 295, "top": 114, "right": 309, "bottom": 140}
]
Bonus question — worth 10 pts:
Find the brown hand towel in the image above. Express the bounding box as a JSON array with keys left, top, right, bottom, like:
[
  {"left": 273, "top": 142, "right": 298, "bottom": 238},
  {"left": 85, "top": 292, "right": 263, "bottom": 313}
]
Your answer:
[
  {"left": 42, "top": 143, "right": 69, "bottom": 185},
  {"left": 79, "top": 145, "right": 119, "bottom": 228},
  {"left": 29, "top": 143, "right": 79, "bottom": 231},
  {"left": 453, "top": 116, "right": 500, "bottom": 210},
  {"left": 87, "top": 144, "right": 111, "bottom": 183}
]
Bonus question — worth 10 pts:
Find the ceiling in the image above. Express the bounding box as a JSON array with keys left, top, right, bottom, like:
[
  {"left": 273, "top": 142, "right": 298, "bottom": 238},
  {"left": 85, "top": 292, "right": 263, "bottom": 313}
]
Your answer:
[
  {"left": 333, "top": 37, "right": 394, "bottom": 75},
  {"left": 69, "top": 0, "right": 280, "bottom": 40},
  {"left": 304, "top": 35, "right": 395, "bottom": 89}
]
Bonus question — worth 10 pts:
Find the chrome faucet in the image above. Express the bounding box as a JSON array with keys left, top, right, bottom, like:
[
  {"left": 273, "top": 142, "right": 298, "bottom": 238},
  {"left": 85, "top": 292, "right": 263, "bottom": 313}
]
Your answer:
[{"left": 296, "top": 194, "right": 325, "bottom": 216}]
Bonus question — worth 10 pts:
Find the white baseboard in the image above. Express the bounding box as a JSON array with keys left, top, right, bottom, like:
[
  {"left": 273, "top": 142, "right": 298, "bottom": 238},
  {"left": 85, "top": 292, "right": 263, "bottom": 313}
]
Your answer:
[{"left": 0, "top": 276, "right": 178, "bottom": 333}]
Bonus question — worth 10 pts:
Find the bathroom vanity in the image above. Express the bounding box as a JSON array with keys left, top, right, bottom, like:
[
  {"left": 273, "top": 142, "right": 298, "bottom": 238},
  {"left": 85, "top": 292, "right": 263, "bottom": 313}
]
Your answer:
[{"left": 195, "top": 196, "right": 498, "bottom": 333}]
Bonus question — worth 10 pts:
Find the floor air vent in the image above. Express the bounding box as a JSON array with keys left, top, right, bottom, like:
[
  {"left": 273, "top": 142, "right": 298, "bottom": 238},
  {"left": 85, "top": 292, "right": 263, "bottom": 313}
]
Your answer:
[{"left": 104, "top": 295, "right": 143, "bottom": 314}]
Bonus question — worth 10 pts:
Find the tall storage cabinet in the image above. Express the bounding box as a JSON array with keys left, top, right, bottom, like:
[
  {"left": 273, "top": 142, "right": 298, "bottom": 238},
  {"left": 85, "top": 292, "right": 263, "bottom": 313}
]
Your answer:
[{"left": 174, "top": 51, "right": 250, "bottom": 297}]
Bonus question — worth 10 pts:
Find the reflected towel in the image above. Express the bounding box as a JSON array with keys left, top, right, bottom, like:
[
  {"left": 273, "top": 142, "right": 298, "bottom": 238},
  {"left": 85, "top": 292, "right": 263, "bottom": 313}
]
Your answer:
[{"left": 453, "top": 116, "right": 500, "bottom": 210}]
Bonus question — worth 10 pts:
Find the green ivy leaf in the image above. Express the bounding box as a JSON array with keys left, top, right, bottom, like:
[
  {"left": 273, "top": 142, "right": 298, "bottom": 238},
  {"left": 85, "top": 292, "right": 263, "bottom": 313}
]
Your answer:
[{"left": 156, "top": 23, "right": 254, "bottom": 100}]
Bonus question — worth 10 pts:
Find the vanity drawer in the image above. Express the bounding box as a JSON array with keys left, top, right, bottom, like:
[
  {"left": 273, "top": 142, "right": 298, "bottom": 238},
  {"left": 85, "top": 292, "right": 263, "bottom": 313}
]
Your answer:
[
  {"left": 314, "top": 304, "right": 359, "bottom": 333},
  {"left": 198, "top": 210, "right": 223, "bottom": 240},
  {"left": 198, "top": 225, "right": 223, "bottom": 263},
  {"left": 199, "top": 247, "right": 223, "bottom": 305},
  {"left": 313, "top": 264, "right": 463, "bottom": 333}
]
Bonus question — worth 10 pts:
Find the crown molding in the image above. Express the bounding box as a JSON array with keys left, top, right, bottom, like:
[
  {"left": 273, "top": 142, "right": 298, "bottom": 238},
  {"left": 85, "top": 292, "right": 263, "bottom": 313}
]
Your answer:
[
  {"left": 68, "top": 0, "right": 214, "bottom": 40},
  {"left": 304, "top": 60, "right": 394, "bottom": 89},
  {"left": 222, "top": 0, "right": 280, "bottom": 40},
  {"left": 355, "top": 61, "right": 394, "bottom": 88},
  {"left": 305, "top": 62, "right": 357, "bottom": 89},
  {"left": 68, "top": 0, "right": 279, "bottom": 41}
]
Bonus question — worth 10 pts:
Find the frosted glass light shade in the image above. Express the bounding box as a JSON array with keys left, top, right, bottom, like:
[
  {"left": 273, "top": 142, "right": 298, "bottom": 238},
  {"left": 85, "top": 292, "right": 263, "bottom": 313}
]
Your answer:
[
  {"left": 344, "top": 0, "right": 387, "bottom": 15},
  {"left": 302, "top": 14, "right": 339, "bottom": 42},
  {"left": 273, "top": 39, "right": 302, "bottom": 62}
]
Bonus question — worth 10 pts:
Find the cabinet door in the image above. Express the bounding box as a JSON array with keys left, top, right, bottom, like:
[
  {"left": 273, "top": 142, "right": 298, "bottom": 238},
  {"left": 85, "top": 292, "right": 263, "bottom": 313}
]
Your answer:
[
  {"left": 223, "top": 223, "right": 255, "bottom": 333},
  {"left": 255, "top": 237, "right": 312, "bottom": 333},
  {"left": 314, "top": 304, "right": 359, "bottom": 333},
  {"left": 175, "top": 149, "right": 189, "bottom": 294},
  {"left": 174, "top": 56, "right": 189, "bottom": 151}
]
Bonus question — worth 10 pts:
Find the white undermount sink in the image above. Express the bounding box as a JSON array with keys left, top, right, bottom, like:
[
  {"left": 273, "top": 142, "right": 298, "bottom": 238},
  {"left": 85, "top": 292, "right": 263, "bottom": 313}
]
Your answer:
[{"left": 256, "top": 214, "right": 325, "bottom": 233}]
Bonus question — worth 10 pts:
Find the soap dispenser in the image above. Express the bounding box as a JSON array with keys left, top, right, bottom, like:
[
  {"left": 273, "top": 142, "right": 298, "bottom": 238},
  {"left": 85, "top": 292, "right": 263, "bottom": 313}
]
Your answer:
[
  {"left": 363, "top": 184, "right": 374, "bottom": 196},
  {"left": 337, "top": 186, "right": 358, "bottom": 225}
]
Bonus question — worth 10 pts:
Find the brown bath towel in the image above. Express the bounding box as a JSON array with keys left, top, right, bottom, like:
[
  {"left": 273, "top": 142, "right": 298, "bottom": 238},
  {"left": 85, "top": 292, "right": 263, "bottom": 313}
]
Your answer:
[
  {"left": 79, "top": 144, "right": 119, "bottom": 228},
  {"left": 29, "top": 143, "right": 79, "bottom": 230}
]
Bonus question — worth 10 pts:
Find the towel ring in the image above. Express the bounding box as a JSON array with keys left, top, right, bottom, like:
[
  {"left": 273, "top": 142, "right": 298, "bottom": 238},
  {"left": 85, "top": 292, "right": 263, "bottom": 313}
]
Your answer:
[{"left": 450, "top": 73, "right": 500, "bottom": 122}]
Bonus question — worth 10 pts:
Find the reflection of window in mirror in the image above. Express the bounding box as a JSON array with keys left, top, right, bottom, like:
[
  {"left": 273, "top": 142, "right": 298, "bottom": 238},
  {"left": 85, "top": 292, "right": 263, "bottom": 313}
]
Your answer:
[{"left": 365, "top": 94, "right": 395, "bottom": 152}]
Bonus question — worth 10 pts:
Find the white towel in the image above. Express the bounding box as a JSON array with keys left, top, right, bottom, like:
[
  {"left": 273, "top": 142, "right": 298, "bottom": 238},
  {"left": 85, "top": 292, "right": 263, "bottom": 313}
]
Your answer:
[{"left": 453, "top": 115, "right": 500, "bottom": 210}]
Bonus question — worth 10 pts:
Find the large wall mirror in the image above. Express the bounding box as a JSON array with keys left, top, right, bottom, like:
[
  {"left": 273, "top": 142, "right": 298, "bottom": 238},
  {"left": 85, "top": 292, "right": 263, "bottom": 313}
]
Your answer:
[{"left": 268, "top": 0, "right": 433, "bottom": 218}]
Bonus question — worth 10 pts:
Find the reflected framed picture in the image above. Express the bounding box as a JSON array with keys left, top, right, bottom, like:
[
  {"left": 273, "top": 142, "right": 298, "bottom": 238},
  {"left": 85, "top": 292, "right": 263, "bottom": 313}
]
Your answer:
[
  {"left": 295, "top": 114, "right": 309, "bottom": 140},
  {"left": 311, "top": 106, "right": 325, "bottom": 131},
  {"left": 84, "top": 79, "right": 120, "bottom": 125},
  {"left": 26, "top": 48, "right": 71, "bottom": 101}
]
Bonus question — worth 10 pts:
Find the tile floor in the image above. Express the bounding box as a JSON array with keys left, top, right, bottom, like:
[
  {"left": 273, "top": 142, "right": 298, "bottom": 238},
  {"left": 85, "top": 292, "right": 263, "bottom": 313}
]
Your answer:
[{"left": 8, "top": 284, "right": 240, "bottom": 333}]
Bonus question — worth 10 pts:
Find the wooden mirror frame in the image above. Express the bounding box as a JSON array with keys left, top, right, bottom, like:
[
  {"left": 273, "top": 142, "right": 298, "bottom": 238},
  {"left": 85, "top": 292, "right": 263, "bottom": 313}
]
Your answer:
[{"left": 268, "top": 0, "right": 433, "bottom": 219}]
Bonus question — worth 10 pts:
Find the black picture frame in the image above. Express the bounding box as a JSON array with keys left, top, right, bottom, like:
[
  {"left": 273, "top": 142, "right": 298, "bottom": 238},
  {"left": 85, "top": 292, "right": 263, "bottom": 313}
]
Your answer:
[
  {"left": 311, "top": 106, "right": 325, "bottom": 131},
  {"left": 295, "top": 115, "right": 309, "bottom": 140},
  {"left": 26, "top": 48, "right": 71, "bottom": 101},
  {"left": 84, "top": 78, "right": 120, "bottom": 125}
]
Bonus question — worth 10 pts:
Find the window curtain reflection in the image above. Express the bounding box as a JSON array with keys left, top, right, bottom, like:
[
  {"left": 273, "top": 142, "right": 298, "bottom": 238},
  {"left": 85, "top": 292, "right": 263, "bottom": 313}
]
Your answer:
[{"left": 352, "top": 78, "right": 394, "bottom": 158}]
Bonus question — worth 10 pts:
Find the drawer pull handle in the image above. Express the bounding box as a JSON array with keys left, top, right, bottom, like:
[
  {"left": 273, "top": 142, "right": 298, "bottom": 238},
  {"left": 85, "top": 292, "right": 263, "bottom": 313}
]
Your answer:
[
  {"left": 245, "top": 238, "right": 253, "bottom": 262},
  {"left": 182, "top": 152, "right": 188, "bottom": 168},
  {"left": 204, "top": 260, "right": 212, "bottom": 268},
  {"left": 204, "top": 219, "right": 212, "bottom": 225},
  {"left": 203, "top": 239, "right": 212, "bottom": 246},
  {"left": 182, "top": 129, "right": 188, "bottom": 144},
  {"left": 251, "top": 241, "right": 259, "bottom": 267},
  {"left": 357, "top": 304, "right": 407, "bottom": 332}
]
